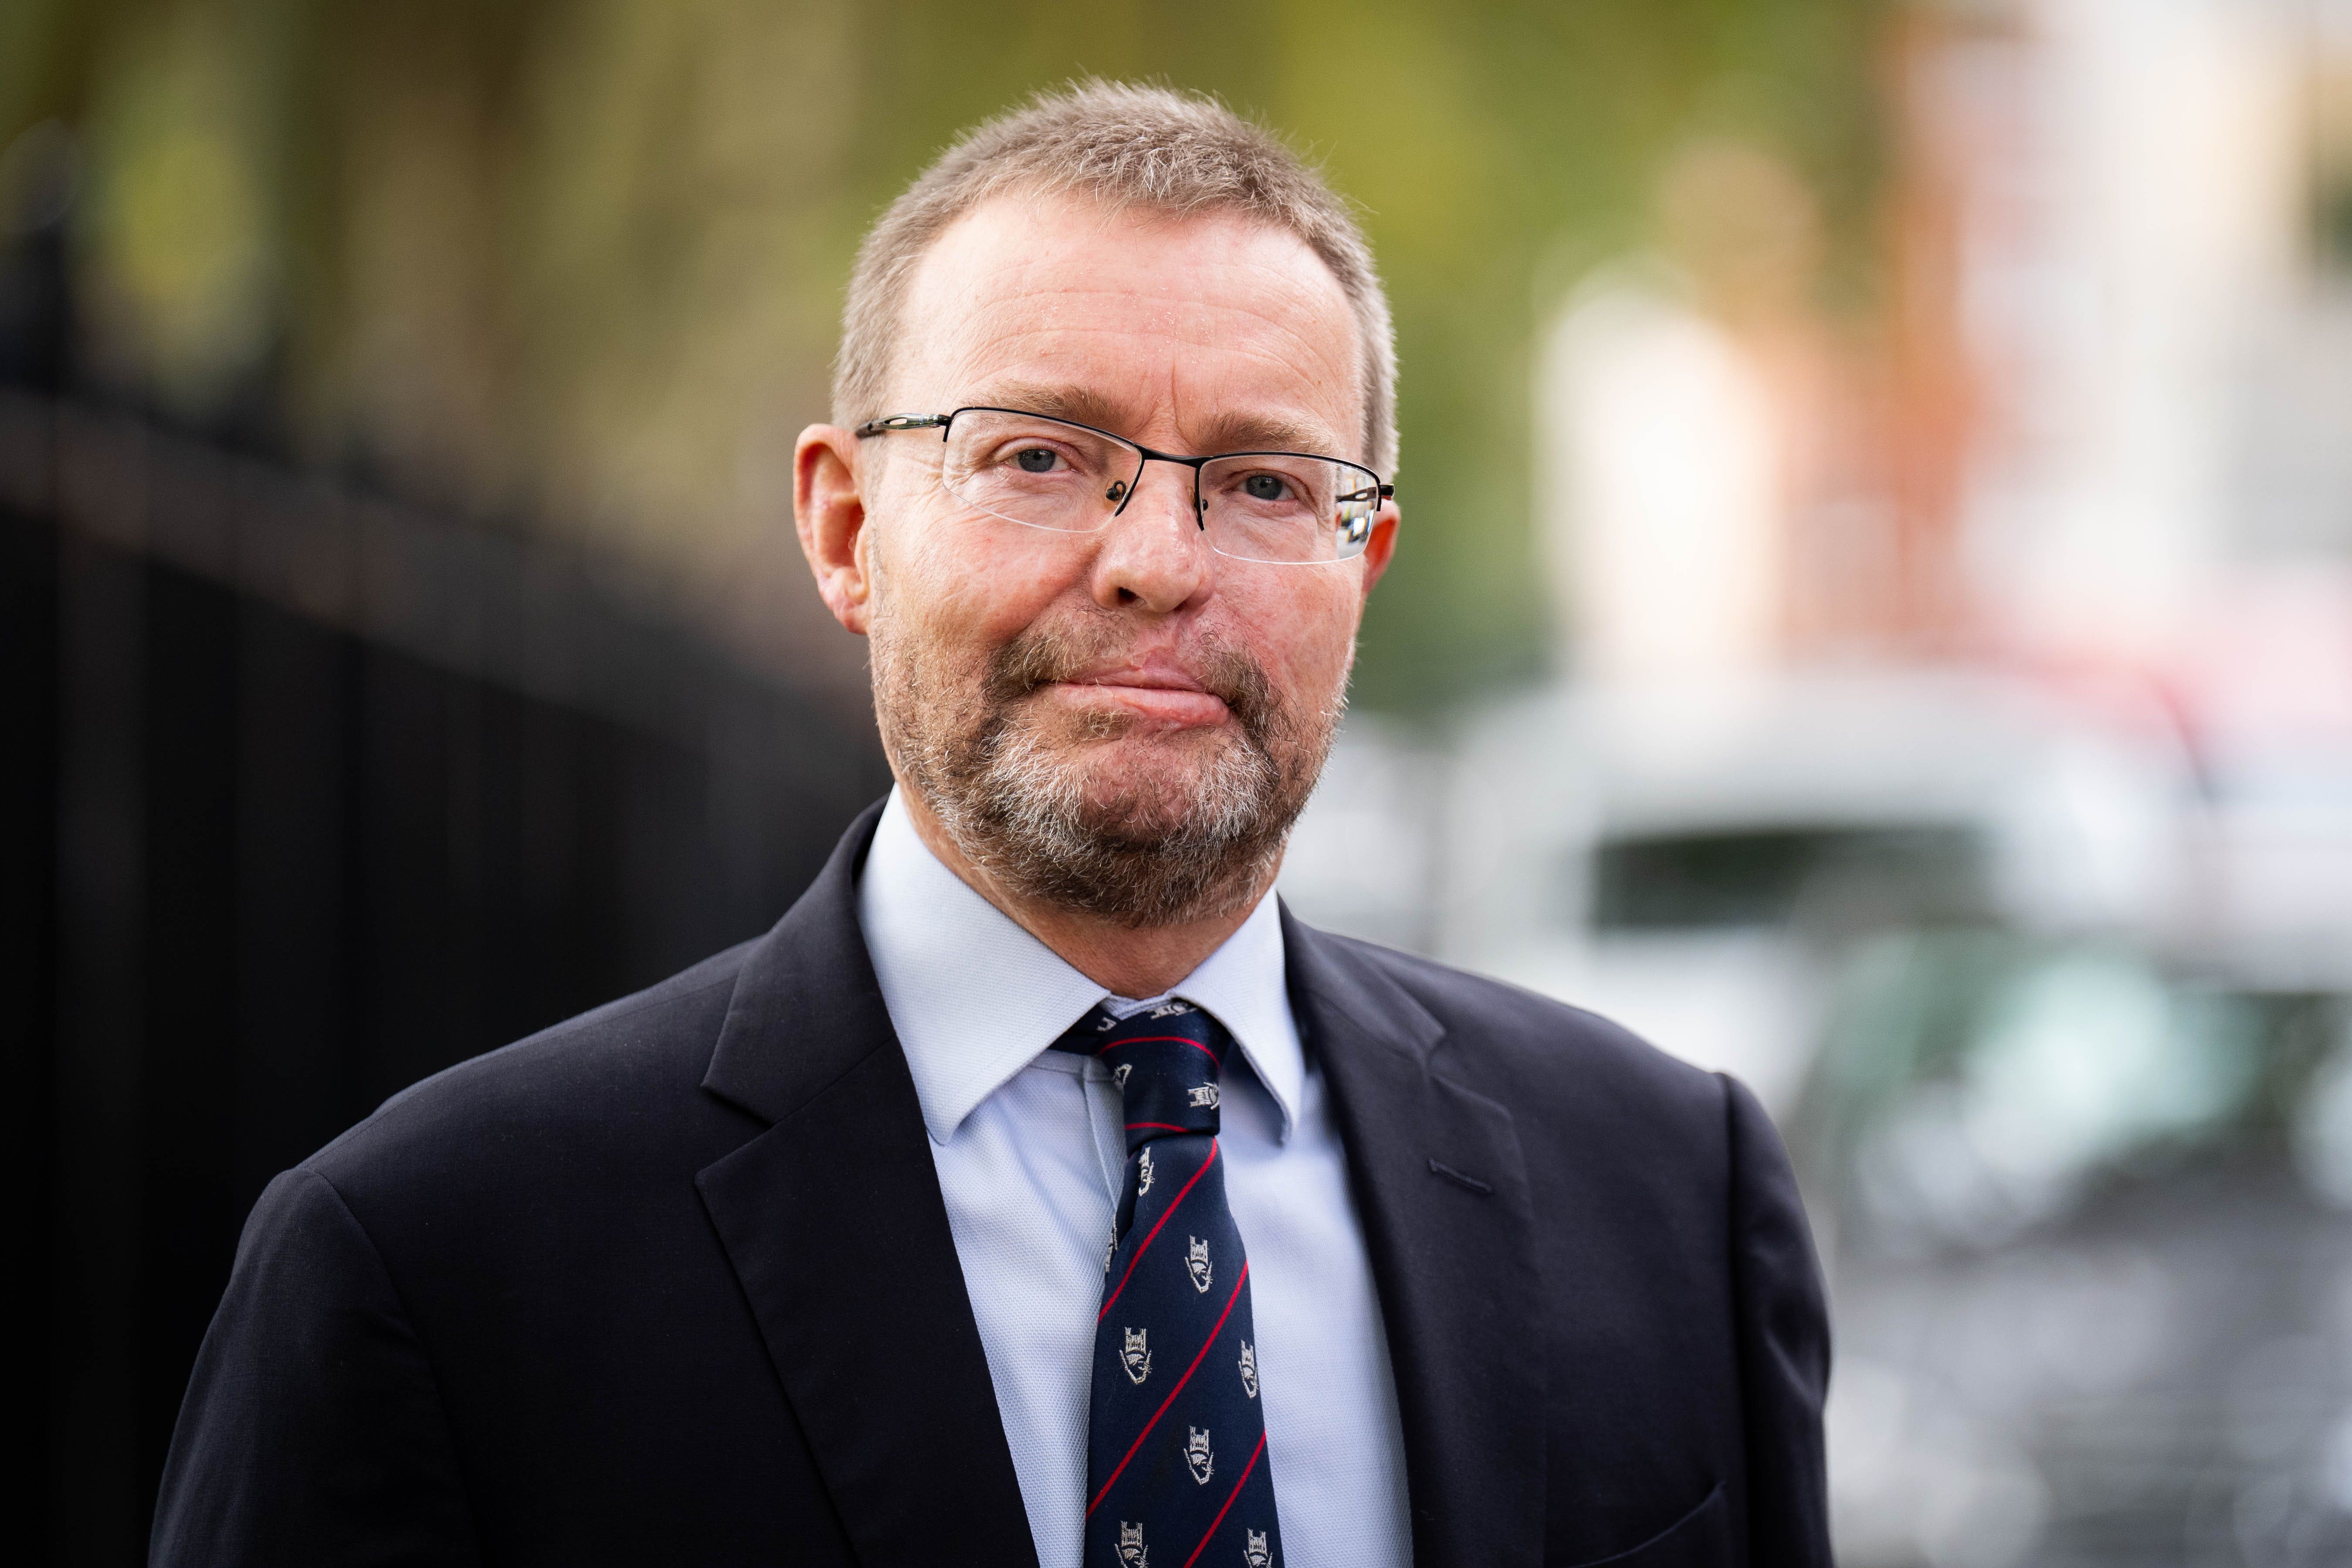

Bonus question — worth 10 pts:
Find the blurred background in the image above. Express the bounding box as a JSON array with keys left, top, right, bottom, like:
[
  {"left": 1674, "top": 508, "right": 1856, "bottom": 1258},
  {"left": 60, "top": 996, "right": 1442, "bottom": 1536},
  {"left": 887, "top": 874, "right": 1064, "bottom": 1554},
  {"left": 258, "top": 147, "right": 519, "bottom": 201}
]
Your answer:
[{"left": 8, "top": 0, "right": 2352, "bottom": 1561}]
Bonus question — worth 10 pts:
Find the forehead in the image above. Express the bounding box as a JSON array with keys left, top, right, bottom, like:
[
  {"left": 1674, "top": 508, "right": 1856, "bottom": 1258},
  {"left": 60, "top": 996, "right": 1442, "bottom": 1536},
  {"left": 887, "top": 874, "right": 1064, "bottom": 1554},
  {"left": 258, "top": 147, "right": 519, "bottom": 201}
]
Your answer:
[{"left": 894, "top": 192, "right": 1363, "bottom": 458}]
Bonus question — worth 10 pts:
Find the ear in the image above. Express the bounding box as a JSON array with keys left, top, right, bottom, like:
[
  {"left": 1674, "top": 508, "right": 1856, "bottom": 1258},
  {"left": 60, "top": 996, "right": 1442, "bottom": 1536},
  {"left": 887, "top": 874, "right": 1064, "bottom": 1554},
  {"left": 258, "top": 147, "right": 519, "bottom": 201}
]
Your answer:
[
  {"left": 1356, "top": 498, "right": 1400, "bottom": 601},
  {"left": 794, "top": 424, "right": 872, "bottom": 634}
]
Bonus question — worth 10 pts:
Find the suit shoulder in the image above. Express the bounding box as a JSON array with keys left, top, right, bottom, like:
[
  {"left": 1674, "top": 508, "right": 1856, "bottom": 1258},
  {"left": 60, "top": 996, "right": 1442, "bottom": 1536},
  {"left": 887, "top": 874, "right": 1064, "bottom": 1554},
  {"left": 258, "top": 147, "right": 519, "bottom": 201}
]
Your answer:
[
  {"left": 306, "top": 937, "right": 762, "bottom": 1190},
  {"left": 1316, "top": 931, "right": 1726, "bottom": 1122}
]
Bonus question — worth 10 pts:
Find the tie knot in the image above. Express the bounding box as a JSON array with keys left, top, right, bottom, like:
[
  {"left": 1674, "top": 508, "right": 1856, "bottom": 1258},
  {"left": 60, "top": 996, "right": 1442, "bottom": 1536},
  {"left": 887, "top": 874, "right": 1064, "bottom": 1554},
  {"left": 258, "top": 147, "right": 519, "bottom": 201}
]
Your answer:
[{"left": 1052, "top": 999, "right": 1231, "bottom": 1148}]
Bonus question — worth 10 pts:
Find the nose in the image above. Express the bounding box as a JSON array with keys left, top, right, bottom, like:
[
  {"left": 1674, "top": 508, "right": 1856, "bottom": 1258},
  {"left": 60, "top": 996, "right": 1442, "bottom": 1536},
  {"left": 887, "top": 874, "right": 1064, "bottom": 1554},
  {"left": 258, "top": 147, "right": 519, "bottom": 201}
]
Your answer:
[{"left": 1089, "top": 460, "right": 1211, "bottom": 614}]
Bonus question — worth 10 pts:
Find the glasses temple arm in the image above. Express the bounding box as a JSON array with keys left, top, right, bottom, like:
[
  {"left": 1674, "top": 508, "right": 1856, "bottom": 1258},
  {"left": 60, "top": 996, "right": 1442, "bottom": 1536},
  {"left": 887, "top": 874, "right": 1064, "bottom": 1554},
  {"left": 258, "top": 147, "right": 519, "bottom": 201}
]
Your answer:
[{"left": 852, "top": 414, "right": 950, "bottom": 439}]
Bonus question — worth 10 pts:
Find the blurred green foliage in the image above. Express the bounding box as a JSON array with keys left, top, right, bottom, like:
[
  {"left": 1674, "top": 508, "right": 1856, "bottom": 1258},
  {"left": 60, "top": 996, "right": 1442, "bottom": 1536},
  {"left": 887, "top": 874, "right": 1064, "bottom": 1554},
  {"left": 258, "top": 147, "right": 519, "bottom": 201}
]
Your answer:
[{"left": 4, "top": 0, "right": 1887, "bottom": 711}]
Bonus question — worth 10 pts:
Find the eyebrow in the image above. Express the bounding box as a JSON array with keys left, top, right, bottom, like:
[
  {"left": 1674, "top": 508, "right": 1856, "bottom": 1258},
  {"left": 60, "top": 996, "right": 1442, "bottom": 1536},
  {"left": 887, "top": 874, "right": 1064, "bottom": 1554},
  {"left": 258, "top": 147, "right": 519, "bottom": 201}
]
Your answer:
[{"left": 964, "top": 380, "right": 1352, "bottom": 463}]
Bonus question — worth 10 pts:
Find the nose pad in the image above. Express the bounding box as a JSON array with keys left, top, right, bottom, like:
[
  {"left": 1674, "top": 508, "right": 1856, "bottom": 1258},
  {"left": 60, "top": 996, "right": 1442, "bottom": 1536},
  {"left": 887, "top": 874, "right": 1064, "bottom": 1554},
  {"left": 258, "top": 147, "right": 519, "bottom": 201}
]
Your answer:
[
  {"left": 1105, "top": 476, "right": 1201, "bottom": 528},
  {"left": 1105, "top": 461, "right": 1200, "bottom": 529},
  {"left": 1096, "top": 464, "right": 1213, "bottom": 595}
]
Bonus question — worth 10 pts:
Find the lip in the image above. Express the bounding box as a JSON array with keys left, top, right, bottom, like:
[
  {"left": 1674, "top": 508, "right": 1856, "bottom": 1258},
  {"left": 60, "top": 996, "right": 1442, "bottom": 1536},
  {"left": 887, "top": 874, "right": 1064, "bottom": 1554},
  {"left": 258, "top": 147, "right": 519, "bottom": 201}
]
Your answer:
[{"left": 1044, "top": 660, "right": 1231, "bottom": 728}]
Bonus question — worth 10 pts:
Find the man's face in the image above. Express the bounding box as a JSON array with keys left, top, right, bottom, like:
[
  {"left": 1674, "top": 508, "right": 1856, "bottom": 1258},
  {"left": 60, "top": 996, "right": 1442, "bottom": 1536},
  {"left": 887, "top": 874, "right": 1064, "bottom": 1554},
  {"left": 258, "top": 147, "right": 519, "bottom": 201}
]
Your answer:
[{"left": 830, "top": 193, "right": 1396, "bottom": 925}]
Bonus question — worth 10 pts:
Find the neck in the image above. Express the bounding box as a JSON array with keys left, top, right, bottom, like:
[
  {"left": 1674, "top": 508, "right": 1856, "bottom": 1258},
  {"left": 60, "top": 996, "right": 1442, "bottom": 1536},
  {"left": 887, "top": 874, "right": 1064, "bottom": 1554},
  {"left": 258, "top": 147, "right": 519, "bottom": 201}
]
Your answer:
[{"left": 896, "top": 786, "right": 1275, "bottom": 999}]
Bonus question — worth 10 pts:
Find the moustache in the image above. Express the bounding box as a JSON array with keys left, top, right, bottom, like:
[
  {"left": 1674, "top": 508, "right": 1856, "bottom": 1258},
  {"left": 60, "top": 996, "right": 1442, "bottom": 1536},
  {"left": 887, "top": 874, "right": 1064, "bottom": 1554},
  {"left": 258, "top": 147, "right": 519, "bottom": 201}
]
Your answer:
[{"left": 979, "top": 622, "right": 1286, "bottom": 748}]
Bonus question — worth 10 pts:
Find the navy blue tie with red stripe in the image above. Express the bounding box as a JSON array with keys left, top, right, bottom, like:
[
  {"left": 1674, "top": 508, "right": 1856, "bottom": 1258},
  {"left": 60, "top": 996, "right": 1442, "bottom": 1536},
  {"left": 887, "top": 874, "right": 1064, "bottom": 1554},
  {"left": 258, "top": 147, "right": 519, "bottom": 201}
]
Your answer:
[{"left": 1053, "top": 1000, "right": 1282, "bottom": 1568}]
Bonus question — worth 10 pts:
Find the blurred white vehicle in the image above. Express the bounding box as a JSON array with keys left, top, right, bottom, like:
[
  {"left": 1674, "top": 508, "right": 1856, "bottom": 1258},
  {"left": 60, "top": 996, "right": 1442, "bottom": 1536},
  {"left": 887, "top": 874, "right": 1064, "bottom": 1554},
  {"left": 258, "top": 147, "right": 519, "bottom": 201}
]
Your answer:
[
  {"left": 1288, "top": 675, "right": 2352, "bottom": 1565},
  {"left": 1428, "top": 669, "right": 2193, "bottom": 1117}
]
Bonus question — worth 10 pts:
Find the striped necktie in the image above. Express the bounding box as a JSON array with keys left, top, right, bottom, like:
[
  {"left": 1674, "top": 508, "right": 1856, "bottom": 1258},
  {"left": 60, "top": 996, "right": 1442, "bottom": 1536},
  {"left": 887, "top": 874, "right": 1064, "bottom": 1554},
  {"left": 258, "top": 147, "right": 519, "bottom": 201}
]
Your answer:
[{"left": 1052, "top": 1000, "right": 1283, "bottom": 1568}]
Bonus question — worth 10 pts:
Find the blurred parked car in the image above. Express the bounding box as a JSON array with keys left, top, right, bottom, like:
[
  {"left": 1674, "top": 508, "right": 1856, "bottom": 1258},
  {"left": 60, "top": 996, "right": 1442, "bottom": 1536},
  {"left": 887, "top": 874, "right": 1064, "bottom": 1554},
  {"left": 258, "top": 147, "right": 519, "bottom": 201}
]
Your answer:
[
  {"left": 1430, "top": 669, "right": 2191, "bottom": 1115},
  {"left": 1287, "top": 670, "right": 2352, "bottom": 1565}
]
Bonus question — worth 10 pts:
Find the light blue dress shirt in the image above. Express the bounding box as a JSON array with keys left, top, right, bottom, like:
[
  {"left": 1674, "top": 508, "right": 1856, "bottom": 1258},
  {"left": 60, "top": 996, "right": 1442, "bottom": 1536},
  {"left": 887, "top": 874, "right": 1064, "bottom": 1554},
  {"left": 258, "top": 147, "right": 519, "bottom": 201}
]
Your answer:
[{"left": 856, "top": 789, "right": 1412, "bottom": 1568}]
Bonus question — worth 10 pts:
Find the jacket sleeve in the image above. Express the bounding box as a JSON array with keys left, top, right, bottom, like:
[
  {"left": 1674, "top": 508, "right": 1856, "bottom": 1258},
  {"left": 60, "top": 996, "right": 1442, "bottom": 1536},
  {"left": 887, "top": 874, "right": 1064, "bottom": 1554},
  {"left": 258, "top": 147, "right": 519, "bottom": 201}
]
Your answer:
[
  {"left": 151, "top": 1165, "right": 482, "bottom": 1567},
  {"left": 1719, "top": 1074, "right": 1833, "bottom": 1567}
]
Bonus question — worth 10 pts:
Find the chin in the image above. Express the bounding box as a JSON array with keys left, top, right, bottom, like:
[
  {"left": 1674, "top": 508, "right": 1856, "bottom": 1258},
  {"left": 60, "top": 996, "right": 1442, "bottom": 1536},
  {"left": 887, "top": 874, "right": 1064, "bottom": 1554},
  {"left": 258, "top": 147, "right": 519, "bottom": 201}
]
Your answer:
[
  {"left": 917, "top": 691, "right": 1306, "bottom": 928},
  {"left": 1057, "top": 735, "right": 1253, "bottom": 836}
]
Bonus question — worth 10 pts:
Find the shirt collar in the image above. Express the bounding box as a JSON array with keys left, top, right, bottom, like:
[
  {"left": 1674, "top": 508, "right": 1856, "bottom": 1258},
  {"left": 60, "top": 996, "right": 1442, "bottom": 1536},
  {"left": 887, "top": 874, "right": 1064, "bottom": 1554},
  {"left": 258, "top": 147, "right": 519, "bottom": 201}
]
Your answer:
[{"left": 856, "top": 787, "right": 1301, "bottom": 1145}]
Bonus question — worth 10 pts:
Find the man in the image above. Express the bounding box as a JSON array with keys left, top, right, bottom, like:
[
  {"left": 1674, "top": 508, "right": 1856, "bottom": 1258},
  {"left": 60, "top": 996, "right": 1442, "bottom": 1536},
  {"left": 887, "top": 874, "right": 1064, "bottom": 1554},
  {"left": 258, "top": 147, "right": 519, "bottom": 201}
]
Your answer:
[{"left": 155, "top": 84, "right": 1829, "bottom": 1568}]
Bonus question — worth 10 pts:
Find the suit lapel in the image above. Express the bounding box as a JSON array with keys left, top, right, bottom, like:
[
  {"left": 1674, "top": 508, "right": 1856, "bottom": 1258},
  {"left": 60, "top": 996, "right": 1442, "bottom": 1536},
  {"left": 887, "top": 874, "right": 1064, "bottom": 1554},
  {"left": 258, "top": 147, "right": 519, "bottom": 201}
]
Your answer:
[
  {"left": 1284, "top": 907, "right": 1545, "bottom": 1568},
  {"left": 697, "top": 803, "right": 1037, "bottom": 1568},
  {"left": 687, "top": 815, "right": 1542, "bottom": 1566}
]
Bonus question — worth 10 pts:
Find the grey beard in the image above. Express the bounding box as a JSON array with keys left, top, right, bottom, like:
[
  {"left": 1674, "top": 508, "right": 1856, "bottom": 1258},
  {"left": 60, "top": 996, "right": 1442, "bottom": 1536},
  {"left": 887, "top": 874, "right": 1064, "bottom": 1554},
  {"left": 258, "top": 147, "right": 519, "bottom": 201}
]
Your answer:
[{"left": 874, "top": 611, "right": 1340, "bottom": 929}]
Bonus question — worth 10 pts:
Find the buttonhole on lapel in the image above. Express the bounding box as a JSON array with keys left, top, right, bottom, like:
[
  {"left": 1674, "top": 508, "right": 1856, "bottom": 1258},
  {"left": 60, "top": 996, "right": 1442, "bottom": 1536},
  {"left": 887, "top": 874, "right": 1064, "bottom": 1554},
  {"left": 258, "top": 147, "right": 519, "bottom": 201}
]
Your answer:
[{"left": 1427, "top": 1158, "right": 1492, "bottom": 1196}]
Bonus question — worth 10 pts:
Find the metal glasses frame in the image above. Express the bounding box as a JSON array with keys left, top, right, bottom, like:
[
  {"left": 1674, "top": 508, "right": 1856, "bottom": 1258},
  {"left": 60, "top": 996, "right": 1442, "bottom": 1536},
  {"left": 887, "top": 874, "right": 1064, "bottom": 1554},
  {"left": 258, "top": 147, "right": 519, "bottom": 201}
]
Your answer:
[{"left": 853, "top": 406, "right": 1392, "bottom": 559}]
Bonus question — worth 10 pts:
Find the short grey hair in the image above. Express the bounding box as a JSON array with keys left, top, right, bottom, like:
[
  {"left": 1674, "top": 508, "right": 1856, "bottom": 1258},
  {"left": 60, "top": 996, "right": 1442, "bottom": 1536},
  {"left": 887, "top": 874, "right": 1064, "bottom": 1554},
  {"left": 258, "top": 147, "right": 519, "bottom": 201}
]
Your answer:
[{"left": 833, "top": 81, "right": 1397, "bottom": 476}]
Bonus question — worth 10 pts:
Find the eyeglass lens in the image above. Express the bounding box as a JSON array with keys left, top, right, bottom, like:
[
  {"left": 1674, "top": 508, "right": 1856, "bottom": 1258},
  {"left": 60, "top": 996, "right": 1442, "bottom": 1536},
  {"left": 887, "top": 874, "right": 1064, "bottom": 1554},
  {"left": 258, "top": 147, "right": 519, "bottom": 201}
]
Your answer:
[{"left": 934, "top": 409, "right": 1376, "bottom": 564}]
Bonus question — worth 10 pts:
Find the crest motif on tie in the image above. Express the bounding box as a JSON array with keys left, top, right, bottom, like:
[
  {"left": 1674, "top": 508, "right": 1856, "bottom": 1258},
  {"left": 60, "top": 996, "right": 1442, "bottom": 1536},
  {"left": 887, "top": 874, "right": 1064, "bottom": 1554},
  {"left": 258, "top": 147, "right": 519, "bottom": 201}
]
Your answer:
[
  {"left": 1238, "top": 1338, "right": 1258, "bottom": 1399},
  {"left": 1136, "top": 1145, "right": 1155, "bottom": 1194},
  {"left": 1117, "top": 1521, "right": 1149, "bottom": 1566},
  {"left": 1188, "top": 1083, "right": 1220, "bottom": 1109},
  {"left": 1186, "top": 1426, "right": 1215, "bottom": 1484},
  {"left": 1186, "top": 1235, "right": 1213, "bottom": 1293},
  {"left": 1114, "top": 1063, "right": 1133, "bottom": 1090},
  {"left": 1244, "top": 1528, "right": 1272, "bottom": 1567},
  {"left": 1122, "top": 1327, "right": 1152, "bottom": 1384},
  {"left": 1149, "top": 1001, "right": 1193, "bottom": 1019}
]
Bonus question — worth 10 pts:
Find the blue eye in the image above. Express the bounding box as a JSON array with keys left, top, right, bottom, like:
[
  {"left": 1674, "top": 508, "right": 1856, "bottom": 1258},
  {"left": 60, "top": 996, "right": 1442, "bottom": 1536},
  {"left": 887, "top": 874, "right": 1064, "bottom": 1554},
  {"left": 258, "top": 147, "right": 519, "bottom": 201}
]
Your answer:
[
  {"left": 1015, "top": 447, "right": 1058, "bottom": 473},
  {"left": 1243, "top": 474, "right": 1287, "bottom": 501}
]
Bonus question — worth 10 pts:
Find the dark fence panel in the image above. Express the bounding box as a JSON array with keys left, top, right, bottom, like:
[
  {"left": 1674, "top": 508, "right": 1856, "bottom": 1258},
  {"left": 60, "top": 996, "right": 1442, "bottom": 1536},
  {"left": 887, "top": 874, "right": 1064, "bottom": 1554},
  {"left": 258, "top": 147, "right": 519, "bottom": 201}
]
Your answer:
[{"left": 1, "top": 393, "right": 890, "bottom": 1565}]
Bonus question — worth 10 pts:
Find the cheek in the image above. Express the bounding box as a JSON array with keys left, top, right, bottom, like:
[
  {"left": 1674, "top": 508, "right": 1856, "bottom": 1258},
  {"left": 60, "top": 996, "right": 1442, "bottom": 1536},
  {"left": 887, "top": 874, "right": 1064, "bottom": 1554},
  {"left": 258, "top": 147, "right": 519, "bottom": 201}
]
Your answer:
[
  {"left": 880, "top": 507, "right": 1082, "bottom": 649},
  {"left": 1230, "top": 574, "right": 1362, "bottom": 694}
]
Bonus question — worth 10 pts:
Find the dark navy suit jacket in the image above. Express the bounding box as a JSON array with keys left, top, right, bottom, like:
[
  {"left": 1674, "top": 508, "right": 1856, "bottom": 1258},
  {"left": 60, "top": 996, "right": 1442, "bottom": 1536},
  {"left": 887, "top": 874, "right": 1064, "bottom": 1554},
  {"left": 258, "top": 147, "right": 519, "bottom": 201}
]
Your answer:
[{"left": 153, "top": 802, "right": 1831, "bottom": 1566}]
